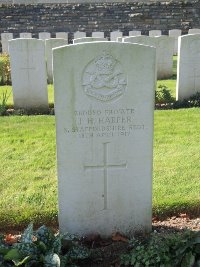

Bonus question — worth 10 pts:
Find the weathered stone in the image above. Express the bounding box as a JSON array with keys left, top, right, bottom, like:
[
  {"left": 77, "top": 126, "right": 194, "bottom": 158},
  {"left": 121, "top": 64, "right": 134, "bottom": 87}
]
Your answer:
[
  {"left": 9, "top": 38, "right": 48, "bottom": 110},
  {"left": 53, "top": 41, "right": 156, "bottom": 237},
  {"left": 176, "top": 34, "right": 200, "bottom": 100}
]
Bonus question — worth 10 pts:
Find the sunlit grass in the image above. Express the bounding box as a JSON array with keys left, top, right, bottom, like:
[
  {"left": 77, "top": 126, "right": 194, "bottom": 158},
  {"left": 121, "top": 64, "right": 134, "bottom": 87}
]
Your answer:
[{"left": 0, "top": 108, "right": 199, "bottom": 229}]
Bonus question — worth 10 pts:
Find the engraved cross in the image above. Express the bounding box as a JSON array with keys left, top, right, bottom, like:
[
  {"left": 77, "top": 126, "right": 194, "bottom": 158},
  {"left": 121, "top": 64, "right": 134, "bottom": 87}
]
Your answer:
[{"left": 84, "top": 142, "right": 127, "bottom": 210}]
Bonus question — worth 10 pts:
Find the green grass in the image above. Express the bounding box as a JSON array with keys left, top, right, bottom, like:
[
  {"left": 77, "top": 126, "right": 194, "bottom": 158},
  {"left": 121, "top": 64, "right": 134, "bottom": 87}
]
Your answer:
[
  {"left": 153, "top": 108, "right": 200, "bottom": 217},
  {"left": 0, "top": 84, "right": 54, "bottom": 108},
  {"left": 0, "top": 116, "right": 57, "bottom": 229},
  {"left": 0, "top": 108, "right": 199, "bottom": 229}
]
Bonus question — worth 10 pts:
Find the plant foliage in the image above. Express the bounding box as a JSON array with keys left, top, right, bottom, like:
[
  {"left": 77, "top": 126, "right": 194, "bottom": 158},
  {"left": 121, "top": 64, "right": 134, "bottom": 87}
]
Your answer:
[
  {"left": 0, "top": 90, "right": 10, "bottom": 115},
  {"left": 0, "top": 223, "right": 90, "bottom": 267},
  {"left": 0, "top": 53, "right": 11, "bottom": 85},
  {"left": 120, "top": 231, "right": 200, "bottom": 267}
]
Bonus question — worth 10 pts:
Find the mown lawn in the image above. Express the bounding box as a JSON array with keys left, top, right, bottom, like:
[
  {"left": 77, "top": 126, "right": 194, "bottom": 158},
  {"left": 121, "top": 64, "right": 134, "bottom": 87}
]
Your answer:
[{"left": 0, "top": 108, "right": 199, "bottom": 229}]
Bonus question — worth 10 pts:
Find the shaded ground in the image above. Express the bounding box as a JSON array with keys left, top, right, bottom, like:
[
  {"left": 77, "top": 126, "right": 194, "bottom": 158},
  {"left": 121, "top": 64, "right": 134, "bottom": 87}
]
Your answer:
[{"left": 1, "top": 215, "right": 199, "bottom": 267}]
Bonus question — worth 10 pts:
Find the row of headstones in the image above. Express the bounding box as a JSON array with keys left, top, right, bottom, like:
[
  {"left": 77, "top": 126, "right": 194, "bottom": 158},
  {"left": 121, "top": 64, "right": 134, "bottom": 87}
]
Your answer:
[
  {"left": 8, "top": 38, "right": 199, "bottom": 237},
  {"left": 8, "top": 33, "right": 200, "bottom": 111},
  {"left": 2, "top": 28, "right": 200, "bottom": 54}
]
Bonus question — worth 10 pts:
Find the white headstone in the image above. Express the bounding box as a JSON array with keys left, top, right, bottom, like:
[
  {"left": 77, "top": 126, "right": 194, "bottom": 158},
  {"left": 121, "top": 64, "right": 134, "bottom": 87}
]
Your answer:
[
  {"left": 74, "top": 31, "right": 86, "bottom": 39},
  {"left": 92, "top": 32, "right": 105, "bottom": 38},
  {"left": 169, "top": 29, "right": 181, "bottom": 55},
  {"left": 129, "top": 30, "right": 141, "bottom": 36},
  {"left": 117, "top": 37, "right": 123, "bottom": 42},
  {"left": 56, "top": 32, "right": 68, "bottom": 41},
  {"left": 149, "top": 30, "right": 161, "bottom": 37},
  {"left": 124, "top": 35, "right": 174, "bottom": 79},
  {"left": 45, "top": 38, "right": 68, "bottom": 83},
  {"left": 73, "top": 37, "right": 107, "bottom": 44},
  {"left": 110, "top": 31, "right": 123, "bottom": 41},
  {"left": 53, "top": 42, "right": 156, "bottom": 237},
  {"left": 176, "top": 34, "right": 200, "bottom": 100},
  {"left": 188, "top": 28, "right": 200, "bottom": 34},
  {"left": 9, "top": 38, "right": 48, "bottom": 110},
  {"left": 39, "top": 32, "right": 51, "bottom": 40},
  {"left": 1, "top": 33, "right": 13, "bottom": 54},
  {"left": 155, "top": 36, "right": 174, "bottom": 79},
  {"left": 20, "top": 32, "right": 32, "bottom": 38}
]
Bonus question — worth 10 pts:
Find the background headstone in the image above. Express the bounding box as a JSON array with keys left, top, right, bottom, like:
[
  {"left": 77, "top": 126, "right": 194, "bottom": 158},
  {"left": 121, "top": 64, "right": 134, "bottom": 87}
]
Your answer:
[
  {"left": 169, "top": 29, "right": 181, "bottom": 55},
  {"left": 1, "top": 32, "right": 13, "bottom": 53},
  {"left": 155, "top": 36, "right": 174, "bottom": 79},
  {"left": 73, "top": 37, "right": 107, "bottom": 44},
  {"left": 20, "top": 32, "right": 32, "bottom": 38},
  {"left": 9, "top": 38, "right": 48, "bottom": 110},
  {"left": 110, "top": 31, "right": 123, "bottom": 41},
  {"left": 56, "top": 32, "right": 68, "bottom": 41},
  {"left": 53, "top": 42, "right": 156, "bottom": 236},
  {"left": 74, "top": 31, "right": 86, "bottom": 39},
  {"left": 176, "top": 34, "right": 200, "bottom": 100},
  {"left": 124, "top": 35, "right": 174, "bottom": 79},
  {"left": 129, "top": 30, "right": 141, "bottom": 36},
  {"left": 149, "top": 30, "right": 161, "bottom": 37},
  {"left": 188, "top": 28, "right": 200, "bottom": 34},
  {"left": 45, "top": 38, "right": 68, "bottom": 83},
  {"left": 39, "top": 32, "right": 51, "bottom": 40},
  {"left": 92, "top": 32, "right": 105, "bottom": 38}
]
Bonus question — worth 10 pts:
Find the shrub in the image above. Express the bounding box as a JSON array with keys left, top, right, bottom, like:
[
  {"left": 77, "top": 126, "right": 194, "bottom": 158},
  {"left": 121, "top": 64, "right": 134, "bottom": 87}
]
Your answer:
[
  {"left": 0, "top": 223, "right": 90, "bottom": 266},
  {"left": 0, "top": 53, "right": 11, "bottom": 85},
  {"left": 0, "top": 90, "right": 10, "bottom": 115},
  {"left": 120, "top": 230, "right": 200, "bottom": 267},
  {"left": 155, "top": 84, "right": 175, "bottom": 104}
]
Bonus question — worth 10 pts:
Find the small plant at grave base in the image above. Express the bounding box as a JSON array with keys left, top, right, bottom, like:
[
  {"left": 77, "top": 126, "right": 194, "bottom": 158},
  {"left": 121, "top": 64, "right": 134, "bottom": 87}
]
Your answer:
[
  {"left": 0, "top": 90, "right": 10, "bottom": 115},
  {"left": 120, "top": 230, "right": 200, "bottom": 267},
  {"left": 173, "top": 92, "right": 200, "bottom": 109},
  {"left": 0, "top": 223, "right": 90, "bottom": 266},
  {"left": 0, "top": 53, "right": 11, "bottom": 85},
  {"left": 155, "top": 84, "right": 175, "bottom": 104}
]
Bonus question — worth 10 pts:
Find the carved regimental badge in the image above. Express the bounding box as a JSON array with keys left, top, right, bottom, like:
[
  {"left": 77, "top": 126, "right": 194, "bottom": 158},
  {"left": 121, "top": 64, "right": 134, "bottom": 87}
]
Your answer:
[{"left": 82, "top": 52, "right": 127, "bottom": 101}]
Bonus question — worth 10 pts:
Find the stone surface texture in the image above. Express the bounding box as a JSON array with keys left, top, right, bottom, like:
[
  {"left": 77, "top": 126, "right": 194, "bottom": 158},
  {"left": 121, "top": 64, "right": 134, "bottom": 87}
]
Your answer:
[
  {"left": 188, "top": 28, "right": 200, "bottom": 34},
  {"left": 19, "top": 32, "right": 32, "bottom": 38},
  {"left": 1, "top": 32, "right": 13, "bottom": 53},
  {"left": 45, "top": 38, "right": 68, "bottom": 83},
  {"left": 73, "top": 31, "right": 86, "bottom": 39},
  {"left": 169, "top": 29, "right": 182, "bottom": 55},
  {"left": 110, "top": 31, "right": 123, "bottom": 41},
  {"left": 149, "top": 30, "right": 161, "bottom": 36},
  {"left": 73, "top": 37, "right": 107, "bottom": 43},
  {"left": 53, "top": 41, "right": 156, "bottom": 236},
  {"left": 124, "top": 35, "right": 174, "bottom": 79},
  {"left": 56, "top": 32, "right": 68, "bottom": 40},
  {"left": 9, "top": 38, "right": 48, "bottom": 110},
  {"left": 39, "top": 32, "right": 51, "bottom": 40},
  {"left": 129, "top": 30, "right": 141, "bottom": 36},
  {"left": 0, "top": 2, "right": 199, "bottom": 41},
  {"left": 176, "top": 34, "right": 200, "bottom": 100},
  {"left": 92, "top": 32, "right": 105, "bottom": 38}
]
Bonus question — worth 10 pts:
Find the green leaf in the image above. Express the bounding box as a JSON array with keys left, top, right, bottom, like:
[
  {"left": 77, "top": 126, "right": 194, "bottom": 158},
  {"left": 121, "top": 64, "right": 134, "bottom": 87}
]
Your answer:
[
  {"left": 13, "top": 256, "right": 31, "bottom": 266},
  {"left": 0, "top": 248, "right": 10, "bottom": 255},
  {"left": 21, "top": 223, "right": 33, "bottom": 244},
  {"left": 52, "top": 235, "right": 61, "bottom": 254},
  {"left": 181, "top": 251, "right": 195, "bottom": 267},
  {"left": 4, "top": 249, "right": 21, "bottom": 261},
  {"left": 35, "top": 225, "right": 55, "bottom": 248},
  {"left": 67, "top": 245, "right": 90, "bottom": 260}
]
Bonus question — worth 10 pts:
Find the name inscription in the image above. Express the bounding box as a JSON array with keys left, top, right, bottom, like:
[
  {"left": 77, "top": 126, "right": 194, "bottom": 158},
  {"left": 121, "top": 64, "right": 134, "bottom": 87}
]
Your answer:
[{"left": 64, "top": 108, "right": 144, "bottom": 138}]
